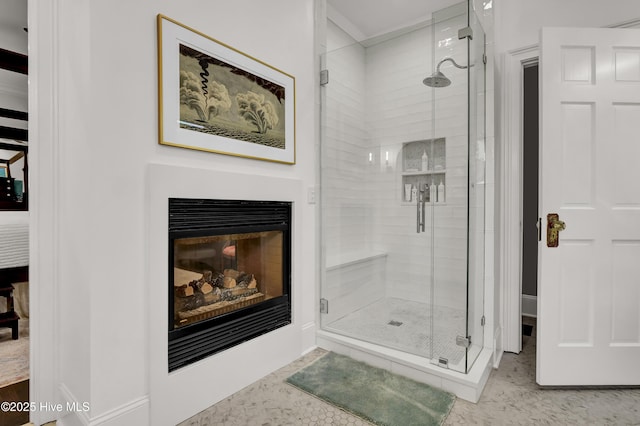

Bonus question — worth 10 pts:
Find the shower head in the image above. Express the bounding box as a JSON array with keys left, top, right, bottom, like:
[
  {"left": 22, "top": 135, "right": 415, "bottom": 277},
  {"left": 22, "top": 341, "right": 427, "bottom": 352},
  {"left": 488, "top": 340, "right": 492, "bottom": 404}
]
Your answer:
[
  {"left": 423, "top": 71, "right": 451, "bottom": 88},
  {"left": 422, "top": 57, "right": 471, "bottom": 88}
]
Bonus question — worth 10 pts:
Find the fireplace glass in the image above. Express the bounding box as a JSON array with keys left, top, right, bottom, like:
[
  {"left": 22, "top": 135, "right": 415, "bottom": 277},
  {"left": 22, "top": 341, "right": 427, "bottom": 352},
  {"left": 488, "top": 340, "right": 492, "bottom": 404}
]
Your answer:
[
  {"left": 173, "top": 230, "right": 284, "bottom": 329},
  {"left": 167, "top": 198, "right": 292, "bottom": 371}
]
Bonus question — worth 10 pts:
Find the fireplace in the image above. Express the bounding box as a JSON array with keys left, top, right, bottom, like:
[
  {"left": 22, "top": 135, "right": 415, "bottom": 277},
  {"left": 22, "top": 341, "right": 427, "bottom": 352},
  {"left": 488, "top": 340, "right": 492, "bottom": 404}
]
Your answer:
[{"left": 168, "top": 198, "right": 292, "bottom": 371}]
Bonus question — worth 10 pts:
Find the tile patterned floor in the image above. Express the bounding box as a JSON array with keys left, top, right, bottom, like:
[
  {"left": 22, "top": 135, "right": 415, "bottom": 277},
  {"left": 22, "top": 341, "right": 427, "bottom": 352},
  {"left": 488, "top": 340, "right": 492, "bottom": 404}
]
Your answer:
[
  {"left": 177, "top": 348, "right": 369, "bottom": 426},
  {"left": 181, "top": 317, "right": 640, "bottom": 425},
  {"left": 444, "top": 317, "right": 640, "bottom": 425}
]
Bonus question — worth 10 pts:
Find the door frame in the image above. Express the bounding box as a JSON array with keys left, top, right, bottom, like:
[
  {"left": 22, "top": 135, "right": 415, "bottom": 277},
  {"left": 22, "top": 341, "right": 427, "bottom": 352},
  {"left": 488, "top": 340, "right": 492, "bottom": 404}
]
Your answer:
[
  {"left": 500, "top": 44, "right": 539, "bottom": 354},
  {"left": 500, "top": 18, "right": 640, "bottom": 355},
  {"left": 28, "top": 0, "right": 60, "bottom": 424}
]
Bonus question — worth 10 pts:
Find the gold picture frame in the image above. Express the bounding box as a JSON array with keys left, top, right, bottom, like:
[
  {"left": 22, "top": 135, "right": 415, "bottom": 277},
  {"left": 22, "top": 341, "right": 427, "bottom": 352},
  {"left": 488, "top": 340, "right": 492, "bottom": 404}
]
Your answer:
[{"left": 157, "top": 14, "right": 296, "bottom": 164}]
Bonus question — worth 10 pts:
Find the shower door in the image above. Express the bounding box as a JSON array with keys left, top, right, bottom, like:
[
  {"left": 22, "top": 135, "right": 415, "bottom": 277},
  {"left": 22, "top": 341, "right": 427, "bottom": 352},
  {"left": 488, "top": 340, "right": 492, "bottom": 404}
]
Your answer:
[
  {"left": 318, "top": 19, "right": 435, "bottom": 360},
  {"left": 464, "top": 0, "right": 486, "bottom": 372},
  {"left": 428, "top": 1, "right": 485, "bottom": 373},
  {"left": 319, "top": 0, "right": 486, "bottom": 373}
]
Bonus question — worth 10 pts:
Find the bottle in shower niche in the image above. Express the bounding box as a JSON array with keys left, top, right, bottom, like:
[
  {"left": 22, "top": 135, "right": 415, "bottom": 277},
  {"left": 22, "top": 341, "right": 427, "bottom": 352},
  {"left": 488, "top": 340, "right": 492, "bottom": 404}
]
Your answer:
[
  {"left": 430, "top": 181, "right": 436, "bottom": 204},
  {"left": 437, "top": 181, "right": 445, "bottom": 203},
  {"left": 421, "top": 150, "right": 429, "bottom": 171},
  {"left": 404, "top": 184, "right": 413, "bottom": 202}
]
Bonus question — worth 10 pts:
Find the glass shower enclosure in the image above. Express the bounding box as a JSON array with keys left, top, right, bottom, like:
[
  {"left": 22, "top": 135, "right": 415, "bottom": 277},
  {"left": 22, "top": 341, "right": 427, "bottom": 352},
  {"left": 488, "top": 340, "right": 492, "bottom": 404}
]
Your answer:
[{"left": 319, "top": 1, "right": 486, "bottom": 374}]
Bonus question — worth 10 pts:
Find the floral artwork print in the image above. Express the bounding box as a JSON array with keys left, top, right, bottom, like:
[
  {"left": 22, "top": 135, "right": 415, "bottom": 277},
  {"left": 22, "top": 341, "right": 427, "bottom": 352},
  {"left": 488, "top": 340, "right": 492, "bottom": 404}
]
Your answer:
[{"left": 179, "top": 44, "right": 286, "bottom": 149}]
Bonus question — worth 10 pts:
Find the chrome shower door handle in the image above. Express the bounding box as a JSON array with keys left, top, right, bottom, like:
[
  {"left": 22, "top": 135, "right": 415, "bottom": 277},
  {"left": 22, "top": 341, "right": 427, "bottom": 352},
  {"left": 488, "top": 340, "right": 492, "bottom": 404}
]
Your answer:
[
  {"left": 416, "top": 188, "right": 422, "bottom": 233},
  {"left": 421, "top": 185, "right": 426, "bottom": 232},
  {"left": 416, "top": 186, "right": 426, "bottom": 233}
]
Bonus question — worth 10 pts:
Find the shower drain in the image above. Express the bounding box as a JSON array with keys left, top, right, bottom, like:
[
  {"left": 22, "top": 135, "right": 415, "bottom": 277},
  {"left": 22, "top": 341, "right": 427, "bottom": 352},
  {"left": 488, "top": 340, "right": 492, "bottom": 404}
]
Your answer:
[{"left": 387, "top": 320, "right": 403, "bottom": 327}]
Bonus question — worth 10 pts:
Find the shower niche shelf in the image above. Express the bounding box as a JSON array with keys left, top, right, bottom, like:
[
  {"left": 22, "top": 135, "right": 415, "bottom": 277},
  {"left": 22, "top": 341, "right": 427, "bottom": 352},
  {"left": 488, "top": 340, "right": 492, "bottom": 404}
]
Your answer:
[{"left": 401, "top": 138, "right": 446, "bottom": 205}]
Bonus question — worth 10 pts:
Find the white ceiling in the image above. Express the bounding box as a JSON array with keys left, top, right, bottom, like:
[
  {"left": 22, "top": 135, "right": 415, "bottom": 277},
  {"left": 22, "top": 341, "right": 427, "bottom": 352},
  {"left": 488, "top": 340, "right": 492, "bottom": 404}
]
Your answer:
[
  {"left": 327, "top": 0, "right": 463, "bottom": 40},
  {"left": 0, "top": 1, "right": 467, "bottom": 49}
]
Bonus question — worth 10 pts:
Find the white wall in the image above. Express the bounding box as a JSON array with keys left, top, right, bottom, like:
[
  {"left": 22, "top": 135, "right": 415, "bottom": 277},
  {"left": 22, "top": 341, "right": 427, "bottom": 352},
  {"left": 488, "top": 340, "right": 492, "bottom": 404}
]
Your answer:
[
  {"left": 497, "top": 0, "right": 640, "bottom": 54},
  {"left": 30, "top": 0, "right": 316, "bottom": 424}
]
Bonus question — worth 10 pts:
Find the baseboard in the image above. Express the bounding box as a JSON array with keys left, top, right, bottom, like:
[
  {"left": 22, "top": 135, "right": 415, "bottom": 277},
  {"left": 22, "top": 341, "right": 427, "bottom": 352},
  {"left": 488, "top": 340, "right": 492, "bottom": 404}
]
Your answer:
[
  {"left": 58, "top": 384, "right": 149, "bottom": 426},
  {"left": 522, "top": 294, "right": 537, "bottom": 317},
  {"left": 57, "top": 385, "right": 89, "bottom": 426},
  {"left": 301, "top": 321, "right": 317, "bottom": 353}
]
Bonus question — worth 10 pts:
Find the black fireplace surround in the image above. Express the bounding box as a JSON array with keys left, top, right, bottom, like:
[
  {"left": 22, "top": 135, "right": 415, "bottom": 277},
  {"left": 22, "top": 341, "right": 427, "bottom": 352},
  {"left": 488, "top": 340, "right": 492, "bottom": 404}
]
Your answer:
[{"left": 168, "top": 198, "right": 292, "bottom": 372}]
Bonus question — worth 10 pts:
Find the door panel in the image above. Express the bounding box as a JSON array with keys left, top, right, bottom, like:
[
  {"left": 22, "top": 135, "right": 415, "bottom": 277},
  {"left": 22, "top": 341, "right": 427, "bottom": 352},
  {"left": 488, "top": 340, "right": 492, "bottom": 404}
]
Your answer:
[
  {"left": 610, "top": 242, "right": 640, "bottom": 345},
  {"left": 557, "top": 240, "right": 594, "bottom": 346},
  {"left": 559, "top": 103, "right": 594, "bottom": 206},
  {"left": 538, "top": 27, "right": 640, "bottom": 386}
]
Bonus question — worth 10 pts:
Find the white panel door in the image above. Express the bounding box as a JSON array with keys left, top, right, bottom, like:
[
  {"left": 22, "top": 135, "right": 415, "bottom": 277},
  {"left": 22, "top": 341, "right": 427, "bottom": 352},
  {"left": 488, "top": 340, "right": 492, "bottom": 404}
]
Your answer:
[{"left": 538, "top": 27, "right": 640, "bottom": 386}]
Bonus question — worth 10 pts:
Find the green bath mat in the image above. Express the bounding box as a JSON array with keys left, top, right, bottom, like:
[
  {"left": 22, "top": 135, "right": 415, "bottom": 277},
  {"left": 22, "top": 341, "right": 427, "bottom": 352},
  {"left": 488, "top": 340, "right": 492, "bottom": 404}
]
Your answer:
[{"left": 286, "top": 352, "right": 455, "bottom": 426}]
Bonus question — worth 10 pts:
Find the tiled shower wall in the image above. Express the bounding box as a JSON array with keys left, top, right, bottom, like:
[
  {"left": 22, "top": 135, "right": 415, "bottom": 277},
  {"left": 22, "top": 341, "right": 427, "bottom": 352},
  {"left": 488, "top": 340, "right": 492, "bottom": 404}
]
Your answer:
[
  {"left": 322, "top": 21, "right": 370, "bottom": 260},
  {"left": 322, "top": 10, "right": 472, "bottom": 315}
]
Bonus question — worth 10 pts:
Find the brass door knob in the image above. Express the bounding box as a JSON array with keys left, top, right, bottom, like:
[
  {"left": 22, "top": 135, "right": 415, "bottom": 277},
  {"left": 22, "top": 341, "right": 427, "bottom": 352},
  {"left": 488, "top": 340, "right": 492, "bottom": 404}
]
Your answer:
[{"left": 547, "top": 213, "right": 566, "bottom": 248}]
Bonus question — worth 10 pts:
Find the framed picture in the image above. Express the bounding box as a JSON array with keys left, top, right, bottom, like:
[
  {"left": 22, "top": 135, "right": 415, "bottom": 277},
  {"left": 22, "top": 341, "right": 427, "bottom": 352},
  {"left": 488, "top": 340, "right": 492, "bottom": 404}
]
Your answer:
[{"left": 157, "top": 14, "right": 296, "bottom": 164}]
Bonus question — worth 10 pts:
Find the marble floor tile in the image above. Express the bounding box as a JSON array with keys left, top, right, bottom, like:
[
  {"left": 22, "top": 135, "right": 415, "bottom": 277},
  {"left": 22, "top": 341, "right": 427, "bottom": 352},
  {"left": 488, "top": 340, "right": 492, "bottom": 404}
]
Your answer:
[{"left": 182, "top": 318, "right": 640, "bottom": 425}]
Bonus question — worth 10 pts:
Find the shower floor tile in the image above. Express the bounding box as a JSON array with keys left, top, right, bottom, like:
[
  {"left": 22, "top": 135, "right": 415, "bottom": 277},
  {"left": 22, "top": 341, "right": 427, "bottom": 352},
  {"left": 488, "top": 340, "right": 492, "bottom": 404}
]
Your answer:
[{"left": 325, "top": 297, "right": 467, "bottom": 366}]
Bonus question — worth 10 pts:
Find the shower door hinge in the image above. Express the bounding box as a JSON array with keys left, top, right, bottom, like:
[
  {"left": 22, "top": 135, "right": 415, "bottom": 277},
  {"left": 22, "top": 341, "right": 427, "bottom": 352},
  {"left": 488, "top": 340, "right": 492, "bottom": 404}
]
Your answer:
[
  {"left": 458, "top": 26, "right": 473, "bottom": 40},
  {"left": 320, "top": 69, "right": 329, "bottom": 86},
  {"left": 481, "top": 315, "right": 486, "bottom": 326},
  {"left": 483, "top": 53, "right": 487, "bottom": 65},
  {"left": 456, "top": 335, "right": 471, "bottom": 349},
  {"left": 320, "top": 298, "right": 329, "bottom": 314}
]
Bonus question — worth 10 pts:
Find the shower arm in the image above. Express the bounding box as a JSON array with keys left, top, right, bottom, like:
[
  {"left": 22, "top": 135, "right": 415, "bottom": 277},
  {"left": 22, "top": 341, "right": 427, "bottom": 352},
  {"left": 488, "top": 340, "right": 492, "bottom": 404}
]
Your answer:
[{"left": 435, "top": 57, "right": 472, "bottom": 73}]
